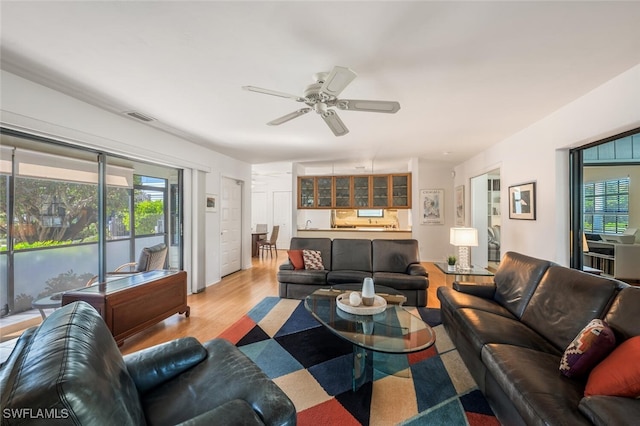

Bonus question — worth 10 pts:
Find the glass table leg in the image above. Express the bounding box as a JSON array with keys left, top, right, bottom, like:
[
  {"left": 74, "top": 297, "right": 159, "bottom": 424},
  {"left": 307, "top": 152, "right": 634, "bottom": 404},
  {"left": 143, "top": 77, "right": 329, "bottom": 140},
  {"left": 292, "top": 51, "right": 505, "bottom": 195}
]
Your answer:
[{"left": 352, "top": 345, "right": 373, "bottom": 391}]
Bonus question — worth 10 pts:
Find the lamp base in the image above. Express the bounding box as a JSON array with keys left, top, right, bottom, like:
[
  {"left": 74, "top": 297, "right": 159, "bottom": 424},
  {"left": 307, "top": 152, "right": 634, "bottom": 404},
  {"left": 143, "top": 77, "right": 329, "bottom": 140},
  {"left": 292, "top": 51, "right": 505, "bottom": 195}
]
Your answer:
[{"left": 457, "top": 246, "right": 471, "bottom": 271}]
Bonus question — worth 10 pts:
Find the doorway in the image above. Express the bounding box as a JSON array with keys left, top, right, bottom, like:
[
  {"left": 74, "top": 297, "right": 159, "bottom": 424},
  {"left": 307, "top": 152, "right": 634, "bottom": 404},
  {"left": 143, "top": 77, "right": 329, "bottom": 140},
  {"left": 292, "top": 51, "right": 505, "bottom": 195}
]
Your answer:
[
  {"left": 220, "top": 177, "right": 243, "bottom": 276},
  {"left": 272, "top": 191, "right": 292, "bottom": 250},
  {"left": 470, "top": 168, "right": 501, "bottom": 268}
]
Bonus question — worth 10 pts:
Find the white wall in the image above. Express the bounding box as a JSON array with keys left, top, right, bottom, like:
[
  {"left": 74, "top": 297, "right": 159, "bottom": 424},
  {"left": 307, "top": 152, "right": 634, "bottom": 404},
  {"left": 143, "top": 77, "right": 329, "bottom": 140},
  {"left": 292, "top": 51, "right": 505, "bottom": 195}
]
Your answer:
[
  {"left": 411, "top": 158, "right": 458, "bottom": 262},
  {"left": 1, "top": 70, "right": 252, "bottom": 290},
  {"left": 454, "top": 64, "right": 640, "bottom": 265}
]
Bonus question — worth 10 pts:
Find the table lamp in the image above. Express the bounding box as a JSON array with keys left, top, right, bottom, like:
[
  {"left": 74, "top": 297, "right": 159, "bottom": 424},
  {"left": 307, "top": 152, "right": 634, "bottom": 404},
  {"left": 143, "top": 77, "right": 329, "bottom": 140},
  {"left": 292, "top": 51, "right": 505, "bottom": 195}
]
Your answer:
[{"left": 450, "top": 227, "right": 478, "bottom": 271}]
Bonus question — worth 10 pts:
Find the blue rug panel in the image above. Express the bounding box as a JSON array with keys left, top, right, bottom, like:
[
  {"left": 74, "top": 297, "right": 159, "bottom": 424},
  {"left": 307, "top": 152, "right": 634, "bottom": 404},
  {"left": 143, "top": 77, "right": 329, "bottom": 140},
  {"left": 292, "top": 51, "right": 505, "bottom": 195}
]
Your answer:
[
  {"left": 411, "top": 355, "right": 458, "bottom": 410},
  {"left": 275, "top": 303, "right": 322, "bottom": 337},
  {"left": 308, "top": 353, "right": 353, "bottom": 396},
  {"left": 239, "top": 339, "right": 303, "bottom": 379},
  {"left": 247, "top": 296, "right": 281, "bottom": 323}
]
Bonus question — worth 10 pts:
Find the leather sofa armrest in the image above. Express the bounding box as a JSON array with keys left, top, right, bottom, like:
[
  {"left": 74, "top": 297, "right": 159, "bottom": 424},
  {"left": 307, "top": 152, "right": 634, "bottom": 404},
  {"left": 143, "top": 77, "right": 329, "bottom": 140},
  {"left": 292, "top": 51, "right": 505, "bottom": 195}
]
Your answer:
[
  {"left": 453, "top": 281, "right": 496, "bottom": 299},
  {"left": 579, "top": 396, "right": 640, "bottom": 426},
  {"left": 407, "top": 263, "right": 428, "bottom": 277},
  {"left": 279, "top": 261, "right": 294, "bottom": 270},
  {"left": 124, "top": 337, "right": 207, "bottom": 394}
]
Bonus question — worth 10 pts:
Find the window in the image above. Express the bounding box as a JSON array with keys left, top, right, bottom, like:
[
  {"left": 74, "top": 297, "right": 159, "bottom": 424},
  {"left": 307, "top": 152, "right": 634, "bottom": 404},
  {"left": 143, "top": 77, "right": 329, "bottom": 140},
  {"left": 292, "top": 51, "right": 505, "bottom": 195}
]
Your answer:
[
  {"left": 583, "top": 178, "right": 629, "bottom": 234},
  {"left": 0, "top": 129, "right": 183, "bottom": 317}
]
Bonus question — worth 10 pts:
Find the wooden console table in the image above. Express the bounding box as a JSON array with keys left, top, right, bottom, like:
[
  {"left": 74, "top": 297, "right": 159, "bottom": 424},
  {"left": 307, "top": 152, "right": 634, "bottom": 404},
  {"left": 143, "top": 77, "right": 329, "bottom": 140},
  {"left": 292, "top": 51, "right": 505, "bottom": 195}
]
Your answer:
[{"left": 62, "top": 270, "right": 190, "bottom": 345}]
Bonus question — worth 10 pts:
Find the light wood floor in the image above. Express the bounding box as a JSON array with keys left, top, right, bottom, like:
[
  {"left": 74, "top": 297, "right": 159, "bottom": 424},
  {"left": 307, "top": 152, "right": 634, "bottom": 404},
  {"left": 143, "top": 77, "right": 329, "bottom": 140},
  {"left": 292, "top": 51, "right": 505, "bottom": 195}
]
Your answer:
[{"left": 120, "top": 253, "right": 447, "bottom": 355}]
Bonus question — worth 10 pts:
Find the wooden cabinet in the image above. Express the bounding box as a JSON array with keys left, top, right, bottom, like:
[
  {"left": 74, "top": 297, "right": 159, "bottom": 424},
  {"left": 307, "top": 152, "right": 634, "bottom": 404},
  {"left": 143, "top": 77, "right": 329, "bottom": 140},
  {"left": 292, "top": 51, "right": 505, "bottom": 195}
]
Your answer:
[
  {"left": 297, "top": 173, "right": 411, "bottom": 209},
  {"left": 353, "top": 176, "right": 370, "bottom": 207},
  {"left": 316, "top": 177, "right": 333, "bottom": 208},
  {"left": 299, "top": 177, "right": 316, "bottom": 208},
  {"left": 391, "top": 174, "right": 410, "bottom": 207},
  {"left": 334, "top": 176, "right": 352, "bottom": 207},
  {"left": 62, "top": 270, "right": 189, "bottom": 345},
  {"left": 372, "top": 175, "right": 389, "bottom": 207}
]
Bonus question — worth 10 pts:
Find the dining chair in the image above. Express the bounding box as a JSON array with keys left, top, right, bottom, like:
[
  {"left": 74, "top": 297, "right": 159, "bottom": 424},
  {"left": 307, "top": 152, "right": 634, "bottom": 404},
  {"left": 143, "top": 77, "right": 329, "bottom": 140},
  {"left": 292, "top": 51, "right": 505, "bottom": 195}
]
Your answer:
[{"left": 257, "top": 225, "right": 279, "bottom": 258}]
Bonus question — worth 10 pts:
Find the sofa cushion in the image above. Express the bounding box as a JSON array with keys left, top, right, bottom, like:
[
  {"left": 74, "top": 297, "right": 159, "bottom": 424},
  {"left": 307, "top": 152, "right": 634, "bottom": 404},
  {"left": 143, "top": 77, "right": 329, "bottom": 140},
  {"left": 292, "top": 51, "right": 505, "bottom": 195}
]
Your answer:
[
  {"left": 579, "top": 395, "right": 640, "bottom": 426},
  {"left": 290, "top": 237, "right": 332, "bottom": 270},
  {"left": 520, "top": 266, "right": 619, "bottom": 351},
  {"left": 584, "top": 336, "right": 640, "bottom": 397},
  {"left": 372, "top": 239, "right": 420, "bottom": 273},
  {"left": 451, "top": 308, "right": 560, "bottom": 356},
  {"left": 287, "top": 250, "right": 305, "bottom": 270},
  {"left": 492, "top": 251, "right": 552, "bottom": 318},
  {"left": 303, "top": 249, "right": 324, "bottom": 270},
  {"left": 372, "top": 272, "right": 427, "bottom": 291},
  {"left": 331, "top": 238, "right": 372, "bottom": 272},
  {"left": 559, "top": 319, "right": 616, "bottom": 378},
  {"left": 482, "top": 343, "right": 592, "bottom": 426},
  {"left": 277, "top": 269, "right": 328, "bottom": 285},
  {"left": 437, "top": 286, "right": 515, "bottom": 319},
  {"left": 604, "top": 286, "right": 640, "bottom": 341},
  {"left": 326, "top": 270, "right": 372, "bottom": 285}
]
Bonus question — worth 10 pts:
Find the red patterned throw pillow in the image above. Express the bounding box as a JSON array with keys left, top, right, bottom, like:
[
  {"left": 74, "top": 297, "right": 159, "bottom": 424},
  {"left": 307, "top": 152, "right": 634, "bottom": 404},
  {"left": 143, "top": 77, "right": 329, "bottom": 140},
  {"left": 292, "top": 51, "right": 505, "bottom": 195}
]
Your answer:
[
  {"left": 302, "top": 249, "right": 324, "bottom": 270},
  {"left": 559, "top": 319, "right": 616, "bottom": 378}
]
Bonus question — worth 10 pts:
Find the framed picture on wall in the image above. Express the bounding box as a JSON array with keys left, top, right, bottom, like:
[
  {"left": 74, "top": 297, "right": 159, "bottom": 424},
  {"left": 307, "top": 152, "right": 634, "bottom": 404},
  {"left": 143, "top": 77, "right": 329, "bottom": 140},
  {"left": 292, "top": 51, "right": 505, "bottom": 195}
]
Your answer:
[
  {"left": 455, "top": 185, "right": 465, "bottom": 226},
  {"left": 420, "top": 189, "right": 444, "bottom": 224},
  {"left": 508, "top": 182, "right": 536, "bottom": 220},
  {"left": 206, "top": 194, "right": 218, "bottom": 213}
]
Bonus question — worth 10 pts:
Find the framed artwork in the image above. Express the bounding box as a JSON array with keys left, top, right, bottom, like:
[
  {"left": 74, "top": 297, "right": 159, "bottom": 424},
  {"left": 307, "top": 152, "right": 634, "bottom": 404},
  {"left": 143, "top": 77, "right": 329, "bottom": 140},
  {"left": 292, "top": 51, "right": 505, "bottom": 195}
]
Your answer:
[
  {"left": 508, "top": 182, "right": 536, "bottom": 220},
  {"left": 455, "top": 185, "right": 465, "bottom": 226},
  {"left": 206, "top": 194, "right": 218, "bottom": 213},
  {"left": 420, "top": 189, "right": 444, "bottom": 225}
]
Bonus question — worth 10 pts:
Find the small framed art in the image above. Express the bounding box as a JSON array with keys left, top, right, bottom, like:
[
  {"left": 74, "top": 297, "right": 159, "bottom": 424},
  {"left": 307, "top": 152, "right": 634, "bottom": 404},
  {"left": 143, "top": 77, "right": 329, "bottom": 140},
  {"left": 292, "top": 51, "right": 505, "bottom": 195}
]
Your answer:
[
  {"left": 206, "top": 194, "right": 218, "bottom": 213},
  {"left": 508, "top": 182, "right": 536, "bottom": 220}
]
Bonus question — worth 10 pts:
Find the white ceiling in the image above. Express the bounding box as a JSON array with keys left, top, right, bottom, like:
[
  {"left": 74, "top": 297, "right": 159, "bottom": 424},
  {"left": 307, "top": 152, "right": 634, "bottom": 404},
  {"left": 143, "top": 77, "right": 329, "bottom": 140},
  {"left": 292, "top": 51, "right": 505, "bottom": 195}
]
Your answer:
[{"left": 2, "top": 1, "right": 640, "bottom": 170}]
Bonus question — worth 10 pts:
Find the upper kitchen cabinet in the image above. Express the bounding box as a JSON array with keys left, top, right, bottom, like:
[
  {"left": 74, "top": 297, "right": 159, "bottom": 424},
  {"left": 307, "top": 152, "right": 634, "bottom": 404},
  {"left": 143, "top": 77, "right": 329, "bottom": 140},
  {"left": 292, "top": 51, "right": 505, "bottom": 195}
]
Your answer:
[
  {"left": 298, "top": 174, "right": 411, "bottom": 209},
  {"left": 390, "top": 174, "right": 411, "bottom": 208},
  {"left": 298, "top": 177, "right": 316, "bottom": 208},
  {"left": 334, "top": 176, "right": 352, "bottom": 207}
]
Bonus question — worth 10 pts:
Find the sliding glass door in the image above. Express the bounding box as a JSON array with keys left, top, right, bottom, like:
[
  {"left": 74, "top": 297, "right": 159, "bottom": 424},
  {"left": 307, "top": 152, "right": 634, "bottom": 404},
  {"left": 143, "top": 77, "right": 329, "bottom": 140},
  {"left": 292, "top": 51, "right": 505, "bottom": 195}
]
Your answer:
[
  {"left": 0, "top": 129, "right": 183, "bottom": 317},
  {"left": 569, "top": 128, "right": 640, "bottom": 275}
]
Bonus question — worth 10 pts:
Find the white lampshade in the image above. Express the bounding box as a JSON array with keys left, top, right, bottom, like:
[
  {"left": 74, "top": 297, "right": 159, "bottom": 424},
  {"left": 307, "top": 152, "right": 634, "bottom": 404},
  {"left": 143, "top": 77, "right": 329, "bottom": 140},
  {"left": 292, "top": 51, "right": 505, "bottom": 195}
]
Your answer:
[{"left": 450, "top": 227, "right": 479, "bottom": 247}]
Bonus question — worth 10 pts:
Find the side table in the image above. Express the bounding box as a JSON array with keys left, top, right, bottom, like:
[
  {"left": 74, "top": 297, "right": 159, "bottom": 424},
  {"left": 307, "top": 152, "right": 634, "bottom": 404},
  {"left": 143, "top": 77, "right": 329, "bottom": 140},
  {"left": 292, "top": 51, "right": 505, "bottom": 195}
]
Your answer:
[
  {"left": 434, "top": 262, "right": 494, "bottom": 286},
  {"left": 32, "top": 294, "right": 63, "bottom": 319}
]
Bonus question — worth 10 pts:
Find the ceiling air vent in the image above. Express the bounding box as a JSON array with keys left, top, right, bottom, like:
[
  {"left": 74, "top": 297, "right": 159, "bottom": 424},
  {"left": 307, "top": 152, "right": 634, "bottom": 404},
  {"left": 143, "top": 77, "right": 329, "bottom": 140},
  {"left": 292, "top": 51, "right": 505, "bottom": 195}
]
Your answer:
[{"left": 124, "top": 111, "right": 155, "bottom": 122}]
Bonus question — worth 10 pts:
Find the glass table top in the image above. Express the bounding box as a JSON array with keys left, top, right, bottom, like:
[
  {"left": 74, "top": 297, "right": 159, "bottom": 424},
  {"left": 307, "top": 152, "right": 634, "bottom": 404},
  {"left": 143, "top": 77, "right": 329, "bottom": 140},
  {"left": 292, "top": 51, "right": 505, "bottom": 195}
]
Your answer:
[
  {"left": 304, "top": 289, "right": 435, "bottom": 354},
  {"left": 434, "top": 262, "right": 495, "bottom": 277}
]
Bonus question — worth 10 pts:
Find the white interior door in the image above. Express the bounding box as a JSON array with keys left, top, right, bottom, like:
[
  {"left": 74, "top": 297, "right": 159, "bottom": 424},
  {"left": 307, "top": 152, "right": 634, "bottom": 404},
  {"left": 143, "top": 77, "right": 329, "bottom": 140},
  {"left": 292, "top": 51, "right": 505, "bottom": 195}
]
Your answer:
[
  {"left": 221, "top": 177, "right": 242, "bottom": 276},
  {"left": 272, "top": 191, "right": 292, "bottom": 250}
]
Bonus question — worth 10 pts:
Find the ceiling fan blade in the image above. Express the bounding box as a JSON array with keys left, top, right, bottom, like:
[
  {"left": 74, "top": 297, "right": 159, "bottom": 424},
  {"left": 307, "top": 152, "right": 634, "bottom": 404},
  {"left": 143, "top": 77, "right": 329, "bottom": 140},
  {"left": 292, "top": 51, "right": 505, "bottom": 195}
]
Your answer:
[
  {"left": 242, "top": 86, "right": 305, "bottom": 102},
  {"left": 336, "top": 99, "right": 401, "bottom": 113},
  {"left": 320, "top": 66, "right": 357, "bottom": 97},
  {"left": 321, "top": 110, "right": 349, "bottom": 136},
  {"left": 267, "top": 108, "right": 312, "bottom": 126}
]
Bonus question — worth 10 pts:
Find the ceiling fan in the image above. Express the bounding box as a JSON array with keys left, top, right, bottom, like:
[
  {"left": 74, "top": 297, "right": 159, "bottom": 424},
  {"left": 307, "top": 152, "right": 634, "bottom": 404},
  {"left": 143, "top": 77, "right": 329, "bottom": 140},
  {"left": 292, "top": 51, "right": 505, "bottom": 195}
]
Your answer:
[{"left": 242, "top": 66, "right": 400, "bottom": 136}]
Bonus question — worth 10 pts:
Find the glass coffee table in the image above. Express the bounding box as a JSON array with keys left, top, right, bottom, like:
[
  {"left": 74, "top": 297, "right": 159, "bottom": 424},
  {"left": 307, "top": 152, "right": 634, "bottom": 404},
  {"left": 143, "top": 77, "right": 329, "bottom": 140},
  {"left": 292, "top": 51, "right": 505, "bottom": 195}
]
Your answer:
[{"left": 304, "top": 286, "right": 435, "bottom": 391}]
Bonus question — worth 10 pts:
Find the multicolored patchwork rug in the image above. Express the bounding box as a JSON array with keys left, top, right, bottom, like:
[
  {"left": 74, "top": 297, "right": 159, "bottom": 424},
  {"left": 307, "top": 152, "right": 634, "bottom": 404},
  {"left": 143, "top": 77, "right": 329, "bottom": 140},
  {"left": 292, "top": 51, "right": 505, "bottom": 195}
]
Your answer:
[{"left": 218, "top": 297, "right": 498, "bottom": 425}]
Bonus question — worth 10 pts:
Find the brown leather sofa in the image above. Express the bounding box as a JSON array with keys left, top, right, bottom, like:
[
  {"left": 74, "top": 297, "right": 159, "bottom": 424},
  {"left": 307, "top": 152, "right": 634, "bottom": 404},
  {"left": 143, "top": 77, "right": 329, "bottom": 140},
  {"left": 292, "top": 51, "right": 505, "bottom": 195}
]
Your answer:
[
  {"left": 277, "top": 237, "right": 429, "bottom": 306},
  {"left": 0, "top": 301, "right": 296, "bottom": 426},
  {"left": 437, "top": 251, "right": 640, "bottom": 425}
]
